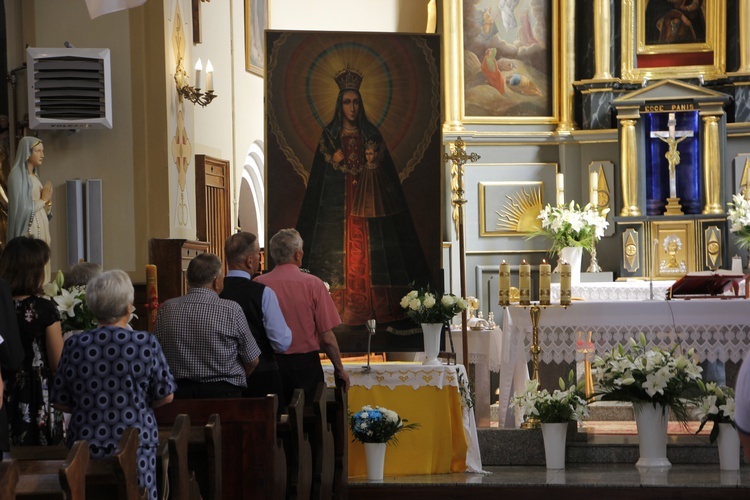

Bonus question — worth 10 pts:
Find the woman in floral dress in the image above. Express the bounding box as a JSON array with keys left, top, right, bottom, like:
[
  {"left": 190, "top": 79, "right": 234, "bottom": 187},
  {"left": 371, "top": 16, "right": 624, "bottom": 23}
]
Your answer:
[{"left": 0, "top": 236, "right": 64, "bottom": 445}]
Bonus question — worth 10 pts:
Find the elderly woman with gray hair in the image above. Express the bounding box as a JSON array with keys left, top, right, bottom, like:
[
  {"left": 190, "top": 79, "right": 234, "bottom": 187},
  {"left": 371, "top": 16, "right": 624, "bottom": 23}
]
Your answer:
[{"left": 51, "top": 270, "right": 176, "bottom": 500}]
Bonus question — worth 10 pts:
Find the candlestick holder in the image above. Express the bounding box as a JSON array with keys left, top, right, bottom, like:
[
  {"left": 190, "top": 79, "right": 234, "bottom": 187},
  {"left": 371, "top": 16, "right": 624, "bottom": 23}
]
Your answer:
[
  {"left": 586, "top": 245, "right": 603, "bottom": 273},
  {"left": 503, "top": 302, "right": 570, "bottom": 429}
]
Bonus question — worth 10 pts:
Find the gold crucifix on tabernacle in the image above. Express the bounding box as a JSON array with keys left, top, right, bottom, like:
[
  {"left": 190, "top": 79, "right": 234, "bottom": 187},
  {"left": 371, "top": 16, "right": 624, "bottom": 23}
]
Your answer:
[
  {"left": 650, "top": 113, "right": 693, "bottom": 215},
  {"left": 444, "top": 137, "right": 480, "bottom": 369}
]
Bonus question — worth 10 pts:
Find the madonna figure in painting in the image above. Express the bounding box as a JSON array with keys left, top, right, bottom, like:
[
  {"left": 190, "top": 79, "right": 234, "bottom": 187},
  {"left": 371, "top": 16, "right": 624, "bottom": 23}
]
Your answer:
[{"left": 296, "top": 66, "right": 431, "bottom": 326}]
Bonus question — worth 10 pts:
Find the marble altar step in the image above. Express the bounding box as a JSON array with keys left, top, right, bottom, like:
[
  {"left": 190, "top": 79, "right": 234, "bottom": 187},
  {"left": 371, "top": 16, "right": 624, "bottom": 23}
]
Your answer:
[
  {"left": 490, "top": 401, "right": 703, "bottom": 423},
  {"left": 478, "top": 427, "right": 731, "bottom": 467}
]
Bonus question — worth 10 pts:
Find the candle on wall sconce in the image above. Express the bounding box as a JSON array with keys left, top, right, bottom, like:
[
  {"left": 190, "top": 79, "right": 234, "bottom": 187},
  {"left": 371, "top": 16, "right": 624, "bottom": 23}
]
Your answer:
[
  {"left": 556, "top": 173, "right": 565, "bottom": 206},
  {"left": 519, "top": 260, "right": 531, "bottom": 305},
  {"left": 499, "top": 260, "right": 510, "bottom": 306},
  {"left": 206, "top": 60, "right": 214, "bottom": 92},
  {"left": 195, "top": 58, "right": 203, "bottom": 89},
  {"left": 539, "top": 259, "right": 551, "bottom": 305},
  {"left": 174, "top": 56, "right": 218, "bottom": 107},
  {"left": 589, "top": 171, "right": 599, "bottom": 207}
]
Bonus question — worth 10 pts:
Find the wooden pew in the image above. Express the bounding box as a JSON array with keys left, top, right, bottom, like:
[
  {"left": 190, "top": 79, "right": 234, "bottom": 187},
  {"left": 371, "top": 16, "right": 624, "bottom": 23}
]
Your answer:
[
  {"left": 164, "top": 414, "right": 202, "bottom": 500},
  {"left": 158, "top": 413, "right": 222, "bottom": 500},
  {"left": 188, "top": 413, "right": 221, "bottom": 500},
  {"left": 9, "top": 429, "right": 144, "bottom": 500},
  {"left": 0, "top": 458, "right": 20, "bottom": 498},
  {"left": 304, "top": 383, "right": 334, "bottom": 500},
  {"left": 10, "top": 440, "right": 89, "bottom": 499},
  {"left": 85, "top": 427, "right": 147, "bottom": 500},
  {"left": 154, "top": 396, "right": 286, "bottom": 500},
  {"left": 278, "top": 389, "right": 312, "bottom": 500},
  {"left": 326, "top": 381, "right": 348, "bottom": 500}
]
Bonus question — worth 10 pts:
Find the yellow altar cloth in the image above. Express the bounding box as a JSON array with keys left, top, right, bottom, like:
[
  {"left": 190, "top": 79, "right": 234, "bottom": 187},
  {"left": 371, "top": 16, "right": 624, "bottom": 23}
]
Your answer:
[{"left": 323, "top": 362, "right": 482, "bottom": 478}]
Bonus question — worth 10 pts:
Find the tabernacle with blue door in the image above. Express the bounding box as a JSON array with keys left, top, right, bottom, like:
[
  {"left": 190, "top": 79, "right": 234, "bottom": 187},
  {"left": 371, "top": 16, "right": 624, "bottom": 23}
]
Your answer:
[
  {"left": 645, "top": 110, "right": 701, "bottom": 215},
  {"left": 611, "top": 80, "right": 732, "bottom": 281}
]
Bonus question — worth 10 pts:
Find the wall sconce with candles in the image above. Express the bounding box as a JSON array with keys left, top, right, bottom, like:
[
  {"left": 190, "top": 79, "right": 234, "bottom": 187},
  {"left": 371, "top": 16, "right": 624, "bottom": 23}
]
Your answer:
[{"left": 174, "top": 56, "right": 217, "bottom": 107}]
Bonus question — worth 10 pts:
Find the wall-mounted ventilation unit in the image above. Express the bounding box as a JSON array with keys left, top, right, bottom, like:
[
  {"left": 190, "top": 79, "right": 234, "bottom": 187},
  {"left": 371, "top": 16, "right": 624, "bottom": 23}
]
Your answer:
[{"left": 27, "top": 47, "right": 112, "bottom": 129}]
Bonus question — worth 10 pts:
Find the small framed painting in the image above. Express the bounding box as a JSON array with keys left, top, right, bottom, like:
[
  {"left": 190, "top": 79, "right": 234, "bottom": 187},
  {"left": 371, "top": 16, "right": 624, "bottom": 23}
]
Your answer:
[{"left": 244, "top": 0, "right": 268, "bottom": 75}]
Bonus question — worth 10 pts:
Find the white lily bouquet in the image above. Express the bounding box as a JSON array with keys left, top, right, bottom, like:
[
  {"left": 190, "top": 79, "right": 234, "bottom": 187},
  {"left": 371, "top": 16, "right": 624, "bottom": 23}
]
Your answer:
[
  {"left": 727, "top": 193, "right": 750, "bottom": 249},
  {"left": 43, "top": 270, "right": 97, "bottom": 333},
  {"left": 593, "top": 333, "right": 703, "bottom": 423},
  {"left": 510, "top": 372, "right": 589, "bottom": 424},
  {"left": 534, "top": 201, "right": 609, "bottom": 254},
  {"left": 693, "top": 381, "right": 736, "bottom": 444}
]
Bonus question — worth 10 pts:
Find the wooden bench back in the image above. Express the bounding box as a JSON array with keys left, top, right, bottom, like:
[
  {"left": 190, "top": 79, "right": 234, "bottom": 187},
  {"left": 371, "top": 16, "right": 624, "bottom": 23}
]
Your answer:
[{"left": 154, "top": 396, "right": 286, "bottom": 500}]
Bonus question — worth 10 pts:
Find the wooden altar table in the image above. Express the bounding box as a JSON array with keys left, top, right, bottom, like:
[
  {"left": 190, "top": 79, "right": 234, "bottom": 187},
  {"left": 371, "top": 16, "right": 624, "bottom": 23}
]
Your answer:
[
  {"left": 322, "top": 362, "right": 483, "bottom": 478},
  {"left": 499, "top": 299, "right": 750, "bottom": 428}
]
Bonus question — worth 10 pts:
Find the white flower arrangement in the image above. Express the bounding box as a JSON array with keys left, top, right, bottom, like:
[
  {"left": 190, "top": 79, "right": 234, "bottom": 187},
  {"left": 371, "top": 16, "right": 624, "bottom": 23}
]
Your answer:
[
  {"left": 400, "top": 289, "right": 468, "bottom": 325},
  {"left": 534, "top": 201, "right": 609, "bottom": 253},
  {"left": 43, "top": 270, "right": 97, "bottom": 333},
  {"left": 727, "top": 193, "right": 750, "bottom": 249},
  {"left": 593, "top": 333, "right": 703, "bottom": 423},
  {"left": 510, "top": 372, "right": 589, "bottom": 424},
  {"left": 693, "top": 381, "right": 736, "bottom": 444}
]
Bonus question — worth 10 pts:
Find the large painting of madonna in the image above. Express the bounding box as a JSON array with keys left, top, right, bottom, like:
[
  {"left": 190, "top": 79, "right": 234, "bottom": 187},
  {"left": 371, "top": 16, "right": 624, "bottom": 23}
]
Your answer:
[{"left": 265, "top": 31, "right": 443, "bottom": 352}]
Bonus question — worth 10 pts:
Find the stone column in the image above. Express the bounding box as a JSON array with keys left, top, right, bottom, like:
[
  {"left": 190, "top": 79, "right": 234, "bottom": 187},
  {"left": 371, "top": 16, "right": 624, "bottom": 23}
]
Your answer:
[
  {"left": 620, "top": 118, "right": 641, "bottom": 216},
  {"left": 593, "top": 0, "right": 613, "bottom": 79},
  {"left": 701, "top": 114, "right": 723, "bottom": 214},
  {"left": 557, "top": 0, "right": 577, "bottom": 132},
  {"left": 442, "top": 0, "right": 465, "bottom": 132}
]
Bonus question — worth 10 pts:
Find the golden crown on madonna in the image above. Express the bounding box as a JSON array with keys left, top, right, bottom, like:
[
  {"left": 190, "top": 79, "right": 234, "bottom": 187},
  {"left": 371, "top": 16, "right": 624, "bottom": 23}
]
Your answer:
[{"left": 334, "top": 65, "right": 363, "bottom": 92}]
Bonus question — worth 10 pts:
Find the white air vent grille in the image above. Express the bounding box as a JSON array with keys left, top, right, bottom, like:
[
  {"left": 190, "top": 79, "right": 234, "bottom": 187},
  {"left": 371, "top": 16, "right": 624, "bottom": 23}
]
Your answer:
[{"left": 27, "top": 47, "right": 112, "bottom": 129}]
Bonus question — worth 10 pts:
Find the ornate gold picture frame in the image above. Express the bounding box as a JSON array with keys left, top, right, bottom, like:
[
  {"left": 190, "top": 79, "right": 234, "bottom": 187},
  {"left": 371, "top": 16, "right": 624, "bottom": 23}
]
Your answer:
[
  {"left": 458, "top": 0, "right": 559, "bottom": 123},
  {"left": 622, "top": 0, "right": 726, "bottom": 81},
  {"left": 244, "top": 0, "right": 268, "bottom": 75}
]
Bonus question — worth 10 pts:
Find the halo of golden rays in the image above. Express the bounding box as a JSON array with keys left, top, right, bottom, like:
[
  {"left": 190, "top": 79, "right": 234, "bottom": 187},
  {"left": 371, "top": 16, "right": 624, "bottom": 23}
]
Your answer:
[
  {"left": 266, "top": 32, "right": 440, "bottom": 185},
  {"left": 496, "top": 186, "right": 543, "bottom": 233}
]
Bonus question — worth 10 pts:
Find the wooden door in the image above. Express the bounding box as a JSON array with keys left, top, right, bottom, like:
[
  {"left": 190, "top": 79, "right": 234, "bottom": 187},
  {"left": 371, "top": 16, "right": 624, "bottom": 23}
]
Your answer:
[{"left": 195, "top": 155, "right": 232, "bottom": 264}]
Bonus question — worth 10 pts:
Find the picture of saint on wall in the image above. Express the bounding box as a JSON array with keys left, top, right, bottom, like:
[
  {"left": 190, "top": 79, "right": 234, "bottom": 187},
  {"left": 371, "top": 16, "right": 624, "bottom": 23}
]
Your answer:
[
  {"left": 265, "top": 31, "right": 442, "bottom": 351},
  {"left": 644, "top": 0, "right": 706, "bottom": 46}
]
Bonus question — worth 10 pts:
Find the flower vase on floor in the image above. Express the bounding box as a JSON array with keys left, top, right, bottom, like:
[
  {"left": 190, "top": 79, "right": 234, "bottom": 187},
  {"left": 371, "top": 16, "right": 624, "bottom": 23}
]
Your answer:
[
  {"left": 559, "top": 247, "right": 583, "bottom": 286},
  {"left": 421, "top": 323, "right": 443, "bottom": 366},
  {"left": 633, "top": 403, "right": 671, "bottom": 468},
  {"left": 364, "top": 442, "right": 386, "bottom": 481},
  {"left": 541, "top": 422, "right": 568, "bottom": 469},
  {"left": 717, "top": 423, "right": 740, "bottom": 470}
]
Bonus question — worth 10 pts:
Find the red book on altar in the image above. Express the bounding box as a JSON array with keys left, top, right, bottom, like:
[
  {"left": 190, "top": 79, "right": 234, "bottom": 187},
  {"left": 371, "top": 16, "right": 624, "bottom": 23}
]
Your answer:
[{"left": 667, "top": 270, "right": 749, "bottom": 300}]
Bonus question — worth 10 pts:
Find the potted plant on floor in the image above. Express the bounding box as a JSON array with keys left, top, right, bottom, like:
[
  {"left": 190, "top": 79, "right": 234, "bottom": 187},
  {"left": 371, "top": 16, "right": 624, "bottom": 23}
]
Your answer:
[
  {"left": 349, "top": 405, "right": 419, "bottom": 481},
  {"left": 510, "top": 372, "right": 589, "bottom": 469},
  {"left": 593, "top": 333, "right": 703, "bottom": 468},
  {"left": 693, "top": 381, "right": 739, "bottom": 470}
]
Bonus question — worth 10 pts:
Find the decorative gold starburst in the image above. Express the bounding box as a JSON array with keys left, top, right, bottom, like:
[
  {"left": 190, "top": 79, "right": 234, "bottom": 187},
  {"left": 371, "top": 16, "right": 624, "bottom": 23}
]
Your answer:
[{"left": 496, "top": 186, "right": 543, "bottom": 233}]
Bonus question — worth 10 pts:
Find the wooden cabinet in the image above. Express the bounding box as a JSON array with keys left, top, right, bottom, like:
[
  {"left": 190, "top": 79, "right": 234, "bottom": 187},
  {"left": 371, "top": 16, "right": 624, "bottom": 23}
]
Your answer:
[{"left": 149, "top": 239, "right": 210, "bottom": 302}]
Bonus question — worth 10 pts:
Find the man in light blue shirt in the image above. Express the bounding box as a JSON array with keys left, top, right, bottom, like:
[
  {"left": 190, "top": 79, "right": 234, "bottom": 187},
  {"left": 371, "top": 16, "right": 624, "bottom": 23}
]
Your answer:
[{"left": 220, "top": 232, "right": 292, "bottom": 406}]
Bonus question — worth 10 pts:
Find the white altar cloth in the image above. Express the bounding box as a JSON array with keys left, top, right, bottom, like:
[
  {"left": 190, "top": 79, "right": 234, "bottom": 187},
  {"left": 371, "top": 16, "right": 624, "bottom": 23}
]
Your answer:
[
  {"left": 550, "top": 280, "right": 675, "bottom": 302},
  {"left": 498, "top": 299, "right": 750, "bottom": 428},
  {"left": 450, "top": 327, "right": 504, "bottom": 427}
]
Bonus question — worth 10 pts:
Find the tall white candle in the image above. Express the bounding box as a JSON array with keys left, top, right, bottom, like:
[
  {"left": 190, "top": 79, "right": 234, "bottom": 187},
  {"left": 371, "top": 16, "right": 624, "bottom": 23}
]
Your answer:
[
  {"left": 589, "top": 171, "right": 599, "bottom": 207},
  {"left": 206, "top": 60, "right": 214, "bottom": 92},
  {"left": 556, "top": 173, "right": 565, "bottom": 206},
  {"left": 519, "top": 260, "right": 531, "bottom": 305},
  {"left": 539, "top": 259, "right": 551, "bottom": 305},
  {"left": 195, "top": 58, "right": 203, "bottom": 89},
  {"left": 499, "top": 260, "right": 510, "bottom": 306}
]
